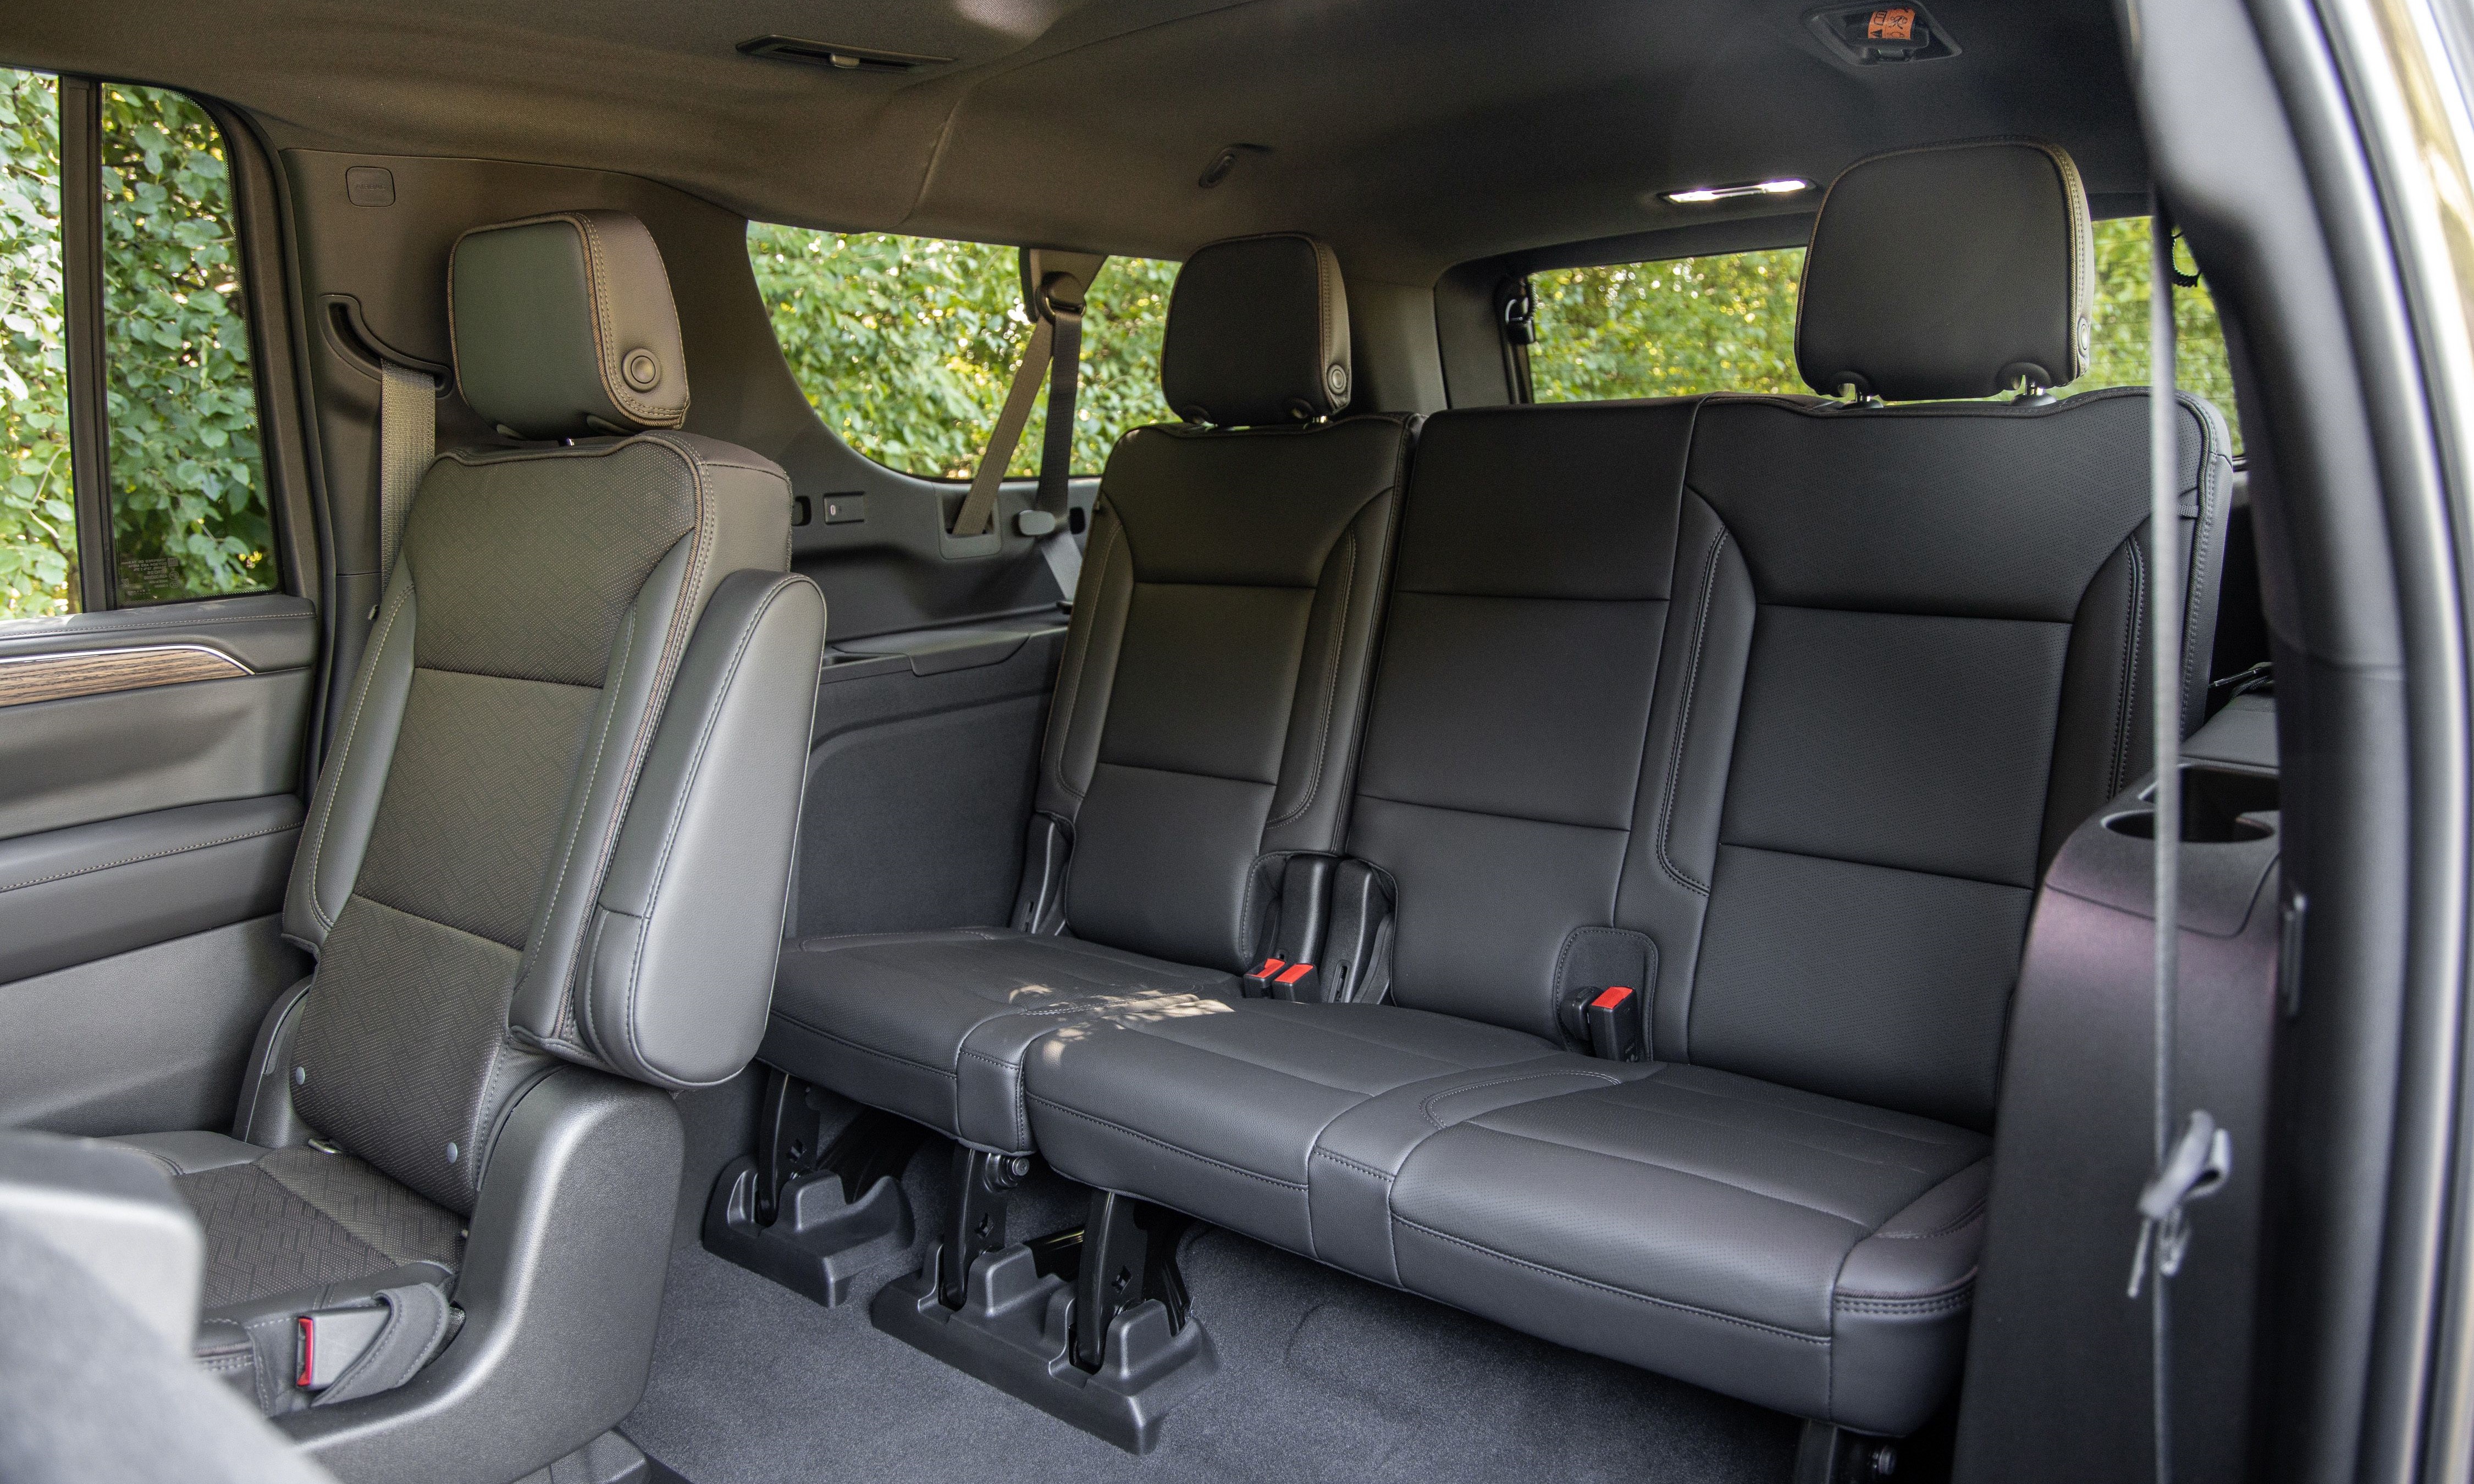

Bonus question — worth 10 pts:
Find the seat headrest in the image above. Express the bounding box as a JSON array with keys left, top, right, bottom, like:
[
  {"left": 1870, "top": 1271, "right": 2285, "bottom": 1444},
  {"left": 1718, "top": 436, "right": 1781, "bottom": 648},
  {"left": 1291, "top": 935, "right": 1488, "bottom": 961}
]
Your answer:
[
  {"left": 449, "top": 211, "right": 691, "bottom": 440},
  {"left": 1796, "top": 140, "right": 2094, "bottom": 401},
  {"left": 1161, "top": 234, "right": 1352, "bottom": 427}
]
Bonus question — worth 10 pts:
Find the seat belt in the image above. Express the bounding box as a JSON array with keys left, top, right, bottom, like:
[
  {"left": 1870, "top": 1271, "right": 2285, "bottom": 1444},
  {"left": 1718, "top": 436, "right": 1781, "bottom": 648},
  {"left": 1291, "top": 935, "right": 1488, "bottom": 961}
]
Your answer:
[
  {"left": 2125, "top": 200, "right": 2233, "bottom": 1484},
  {"left": 948, "top": 254, "right": 1101, "bottom": 600},
  {"left": 375, "top": 359, "right": 435, "bottom": 582}
]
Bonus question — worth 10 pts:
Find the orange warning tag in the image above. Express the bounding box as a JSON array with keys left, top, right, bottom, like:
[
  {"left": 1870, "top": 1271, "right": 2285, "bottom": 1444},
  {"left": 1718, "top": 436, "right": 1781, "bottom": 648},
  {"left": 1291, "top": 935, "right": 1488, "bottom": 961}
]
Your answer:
[{"left": 1868, "top": 7, "right": 1917, "bottom": 39}]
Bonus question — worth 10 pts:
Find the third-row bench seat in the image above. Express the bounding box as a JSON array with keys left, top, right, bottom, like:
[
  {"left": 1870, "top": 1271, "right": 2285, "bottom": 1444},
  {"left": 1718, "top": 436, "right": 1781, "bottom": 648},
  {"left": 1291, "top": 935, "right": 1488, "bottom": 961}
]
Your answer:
[{"left": 1019, "top": 137, "right": 2234, "bottom": 1437}]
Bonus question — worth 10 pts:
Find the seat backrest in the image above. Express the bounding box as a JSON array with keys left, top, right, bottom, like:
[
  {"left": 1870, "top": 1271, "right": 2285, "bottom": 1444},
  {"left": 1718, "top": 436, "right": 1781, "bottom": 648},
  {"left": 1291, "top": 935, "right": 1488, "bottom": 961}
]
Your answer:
[
  {"left": 1636, "top": 141, "right": 2231, "bottom": 1130},
  {"left": 1345, "top": 398, "right": 1704, "bottom": 1035},
  {"left": 1350, "top": 141, "right": 2232, "bottom": 1136},
  {"left": 280, "top": 211, "right": 826, "bottom": 1212},
  {"left": 1037, "top": 234, "right": 1405, "bottom": 973}
]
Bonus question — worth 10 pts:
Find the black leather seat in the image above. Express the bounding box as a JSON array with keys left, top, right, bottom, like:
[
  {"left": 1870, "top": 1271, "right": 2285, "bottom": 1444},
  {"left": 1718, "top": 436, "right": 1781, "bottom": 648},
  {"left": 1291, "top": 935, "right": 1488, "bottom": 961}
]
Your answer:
[
  {"left": 106, "top": 211, "right": 826, "bottom": 1446},
  {"left": 760, "top": 233, "right": 1405, "bottom": 1155},
  {"left": 1023, "top": 140, "right": 2233, "bottom": 1437}
]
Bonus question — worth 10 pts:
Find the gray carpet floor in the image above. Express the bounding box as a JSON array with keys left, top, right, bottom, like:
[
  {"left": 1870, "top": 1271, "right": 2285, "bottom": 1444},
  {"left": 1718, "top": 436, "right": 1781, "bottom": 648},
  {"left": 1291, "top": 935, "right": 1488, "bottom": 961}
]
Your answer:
[{"left": 623, "top": 1159, "right": 1799, "bottom": 1484}]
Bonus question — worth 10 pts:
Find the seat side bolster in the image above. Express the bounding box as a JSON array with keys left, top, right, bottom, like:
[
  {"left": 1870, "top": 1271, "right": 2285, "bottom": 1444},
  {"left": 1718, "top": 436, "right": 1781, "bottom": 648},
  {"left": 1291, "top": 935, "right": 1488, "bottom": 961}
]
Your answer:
[
  {"left": 283, "top": 568, "right": 418, "bottom": 952},
  {"left": 509, "top": 435, "right": 795, "bottom": 1054},
  {"left": 579, "top": 571, "right": 826, "bottom": 1088},
  {"left": 1827, "top": 1155, "right": 1991, "bottom": 1436},
  {"left": 1034, "top": 499, "right": 1134, "bottom": 825},
  {"left": 1263, "top": 450, "right": 1405, "bottom": 855}
]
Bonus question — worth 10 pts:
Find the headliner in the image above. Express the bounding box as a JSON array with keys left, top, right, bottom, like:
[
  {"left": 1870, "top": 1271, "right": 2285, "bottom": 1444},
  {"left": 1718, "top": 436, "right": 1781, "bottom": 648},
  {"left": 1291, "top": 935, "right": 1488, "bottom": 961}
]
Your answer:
[{"left": 3, "top": 0, "right": 2142, "bottom": 281}]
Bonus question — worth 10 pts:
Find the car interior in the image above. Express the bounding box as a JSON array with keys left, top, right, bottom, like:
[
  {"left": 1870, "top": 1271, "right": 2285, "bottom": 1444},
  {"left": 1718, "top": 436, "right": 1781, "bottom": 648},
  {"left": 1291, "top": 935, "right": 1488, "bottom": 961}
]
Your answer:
[{"left": 2, "top": 2, "right": 2471, "bottom": 1482}]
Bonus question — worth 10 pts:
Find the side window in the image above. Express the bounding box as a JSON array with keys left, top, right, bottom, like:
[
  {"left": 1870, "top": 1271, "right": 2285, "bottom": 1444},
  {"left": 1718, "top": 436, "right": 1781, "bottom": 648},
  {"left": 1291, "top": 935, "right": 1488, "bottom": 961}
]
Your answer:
[
  {"left": 0, "top": 68, "right": 270, "bottom": 620},
  {"left": 1526, "top": 218, "right": 2243, "bottom": 446},
  {"left": 749, "top": 227, "right": 1178, "bottom": 478},
  {"left": 1, "top": 69, "right": 68, "bottom": 619}
]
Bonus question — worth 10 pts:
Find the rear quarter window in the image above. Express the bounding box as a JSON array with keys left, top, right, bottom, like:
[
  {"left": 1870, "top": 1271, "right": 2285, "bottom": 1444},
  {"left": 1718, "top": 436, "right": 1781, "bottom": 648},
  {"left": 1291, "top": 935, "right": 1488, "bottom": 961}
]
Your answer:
[
  {"left": 749, "top": 228, "right": 1179, "bottom": 478},
  {"left": 1529, "top": 218, "right": 2243, "bottom": 446}
]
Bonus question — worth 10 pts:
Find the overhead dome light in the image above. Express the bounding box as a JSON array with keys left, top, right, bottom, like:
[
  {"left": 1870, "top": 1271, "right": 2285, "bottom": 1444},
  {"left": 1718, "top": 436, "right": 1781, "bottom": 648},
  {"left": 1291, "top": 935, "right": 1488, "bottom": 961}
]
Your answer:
[{"left": 1663, "top": 178, "right": 1814, "bottom": 205}]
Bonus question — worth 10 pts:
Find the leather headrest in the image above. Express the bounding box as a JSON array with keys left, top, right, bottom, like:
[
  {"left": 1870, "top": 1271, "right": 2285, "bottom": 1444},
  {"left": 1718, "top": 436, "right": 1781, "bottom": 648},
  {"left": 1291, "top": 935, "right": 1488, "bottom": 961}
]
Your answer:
[
  {"left": 449, "top": 211, "right": 691, "bottom": 440},
  {"left": 1161, "top": 234, "right": 1352, "bottom": 427},
  {"left": 1796, "top": 140, "right": 2094, "bottom": 401}
]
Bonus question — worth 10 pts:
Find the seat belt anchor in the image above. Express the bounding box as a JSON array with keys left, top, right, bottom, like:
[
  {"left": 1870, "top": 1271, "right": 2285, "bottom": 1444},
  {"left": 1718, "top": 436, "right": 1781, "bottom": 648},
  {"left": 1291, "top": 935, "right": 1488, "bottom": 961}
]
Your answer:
[{"left": 2127, "top": 1109, "right": 2232, "bottom": 1297}]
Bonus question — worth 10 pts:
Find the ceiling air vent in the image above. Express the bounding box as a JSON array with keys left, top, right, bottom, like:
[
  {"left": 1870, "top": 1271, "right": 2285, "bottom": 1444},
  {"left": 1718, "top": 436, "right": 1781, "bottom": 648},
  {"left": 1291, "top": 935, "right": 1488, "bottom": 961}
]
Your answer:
[
  {"left": 737, "top": 36, "right": 953, "bottom": 74},
  {"left": 1804, "top": 4, "right": 1959, "bottom": 65}
]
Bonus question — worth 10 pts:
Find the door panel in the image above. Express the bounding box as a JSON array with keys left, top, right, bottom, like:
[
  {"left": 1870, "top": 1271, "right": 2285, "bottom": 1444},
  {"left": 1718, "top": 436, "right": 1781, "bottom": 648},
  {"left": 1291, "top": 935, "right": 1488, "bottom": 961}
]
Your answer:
[
  {"left": 0, "top": 917, "right": 300, "bottom": 1134},
  {"left": 0, "top": 794, "right": 299, "bottom": 983},
  {"left": 0, "top": 591, "right": 316, "bottom": 1132},
  {"left": 0, "top": 594, "right": 313, "bottom": 837}
]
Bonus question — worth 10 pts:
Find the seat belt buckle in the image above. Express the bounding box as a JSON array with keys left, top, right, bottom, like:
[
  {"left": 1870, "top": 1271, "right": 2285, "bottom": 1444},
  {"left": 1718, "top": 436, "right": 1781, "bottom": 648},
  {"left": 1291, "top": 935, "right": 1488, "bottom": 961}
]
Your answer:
[
  {"left": 295, "top": 1306, "right": 391, "bottom": 1390},
  {"left": 1269, "top": 961, "right": 1319, "bottom": 1000},
  {"left": 1242, "top": 958, "right": 1288, "bottom": 997},
  {"left": 1582, "top": 985, "right": 1645, "bottom": 1063}
]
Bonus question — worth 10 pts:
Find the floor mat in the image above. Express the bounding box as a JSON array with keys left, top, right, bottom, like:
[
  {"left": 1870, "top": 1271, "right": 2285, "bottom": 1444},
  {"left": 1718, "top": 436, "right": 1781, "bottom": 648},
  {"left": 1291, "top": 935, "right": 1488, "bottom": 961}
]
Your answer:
[{"left": 625, "top": 1198, "right": 1798, "bottom": 1483}]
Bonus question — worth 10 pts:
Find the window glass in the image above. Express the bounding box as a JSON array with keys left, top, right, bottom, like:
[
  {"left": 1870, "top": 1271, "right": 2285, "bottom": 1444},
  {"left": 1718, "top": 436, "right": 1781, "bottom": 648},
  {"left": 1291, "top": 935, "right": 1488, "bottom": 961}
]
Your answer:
[
  {"left": 1, "top": 68, "right": 70, "bottom": 619},
  {"left": 1528, "top": 218, "right": 2242, "bottom": 447},
  {"left": 750, "top": 226, "right": 1179, "bottom": 478},
  {"left": 100, "top": 83, "right": 269, "bottom": 603}
]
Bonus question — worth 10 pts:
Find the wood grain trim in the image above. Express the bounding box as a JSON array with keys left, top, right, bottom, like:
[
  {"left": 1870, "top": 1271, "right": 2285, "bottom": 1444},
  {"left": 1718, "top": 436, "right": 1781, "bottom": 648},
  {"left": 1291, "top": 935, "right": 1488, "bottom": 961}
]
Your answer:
[{"left": 0, "top": 645, "right": 253, "bottom": 708}]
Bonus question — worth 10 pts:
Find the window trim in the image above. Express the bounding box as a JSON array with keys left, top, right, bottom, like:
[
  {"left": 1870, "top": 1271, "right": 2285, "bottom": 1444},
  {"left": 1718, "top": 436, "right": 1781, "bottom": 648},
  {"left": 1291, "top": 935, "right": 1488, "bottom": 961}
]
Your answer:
[{"left": 57, "top": 76, "right": 111, "bottom": 613}]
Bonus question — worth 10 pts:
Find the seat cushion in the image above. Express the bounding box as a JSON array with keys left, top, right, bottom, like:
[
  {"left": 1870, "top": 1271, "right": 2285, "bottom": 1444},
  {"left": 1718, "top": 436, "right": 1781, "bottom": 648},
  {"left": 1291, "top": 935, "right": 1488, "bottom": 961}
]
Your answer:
[
  {"left": 163, "top": 1143, "right": 466, "bottom": 1310},
  {"left": 762, "top": 929, "right": 1242, "bottom": 1154},
  {"left": 1024, "top": 996, "right": 1558, "bottom": 1254},
  {"left": 1385, "top": 1064, "right": 1988, "bottom": 1436}
]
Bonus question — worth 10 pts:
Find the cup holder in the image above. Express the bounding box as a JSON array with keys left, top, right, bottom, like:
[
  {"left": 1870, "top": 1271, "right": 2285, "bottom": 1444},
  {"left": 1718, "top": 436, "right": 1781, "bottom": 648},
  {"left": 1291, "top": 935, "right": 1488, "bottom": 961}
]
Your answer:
[{"left": 2103, "top": 763, "right": 2279, "bottom": 843}]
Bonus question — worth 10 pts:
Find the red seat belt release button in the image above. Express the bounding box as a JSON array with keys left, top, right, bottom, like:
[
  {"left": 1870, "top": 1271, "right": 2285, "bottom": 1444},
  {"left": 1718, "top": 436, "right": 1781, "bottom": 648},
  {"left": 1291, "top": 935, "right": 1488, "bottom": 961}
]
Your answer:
[
  {"left": 1242, "top": 957, "right": 1287, "bottom": 996},
  {"left": 1584, "top": 985, "right": 1645, "bottom": 1062},
  {"left": 296, "top": 1315, "right": 316, "bottom": 1388},
  {"left": 1272, "top": 961, "right": 1319, "bottom": 999}
]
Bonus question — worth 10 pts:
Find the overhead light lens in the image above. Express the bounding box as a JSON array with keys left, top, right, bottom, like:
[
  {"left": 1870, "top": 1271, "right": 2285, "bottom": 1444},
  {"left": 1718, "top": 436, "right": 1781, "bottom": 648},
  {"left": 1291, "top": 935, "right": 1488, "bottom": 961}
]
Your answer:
[{"left": 1662, "top": 178, "right": 1814, "bottom": 206}]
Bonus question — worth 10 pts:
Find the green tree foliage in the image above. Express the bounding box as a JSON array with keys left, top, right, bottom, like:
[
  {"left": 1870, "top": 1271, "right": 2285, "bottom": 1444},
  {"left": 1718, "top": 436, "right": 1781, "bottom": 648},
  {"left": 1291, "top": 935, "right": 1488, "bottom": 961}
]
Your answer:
[
  {"left": 0, "top": 71, "right": 268, "bottom": 622},
  {"left": 0, "top": 70, "right": 71, "bottom": 619},
  {"left": 100, "top": 83, "right": 268, "bottom": 603},
  {"left": 752, "top": 226, "right": 1178, "bottom": 477},
  {"left": 1529, "top": 218, "right": 2242, "bottom": 446}
]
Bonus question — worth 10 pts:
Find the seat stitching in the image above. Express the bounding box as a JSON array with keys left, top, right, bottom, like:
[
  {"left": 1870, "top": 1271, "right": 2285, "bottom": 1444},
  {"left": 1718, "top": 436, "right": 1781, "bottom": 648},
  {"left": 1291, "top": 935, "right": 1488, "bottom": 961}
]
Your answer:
[
  {"left": 1440, "top": 1123, "right": 1879, "bottom": 1227},
  {"left": 1046, "top": 514, "right": 1122, "bottom": 805},
  {"left": 1311, "top": 1147, "right": 1395, "bottom": 1182},
  {"left": 1133, "top": 1009, "right": 1547, "bottom": 1070},
  {"left": 1351, "top": 790, "right": 1631, "bottom": 834},
  {"left": 1391, "top": 1216, "right": 1830, "bottom": 1344},
  {"left": 618, "top": 575, "right": 810, "bottom": 1080},
  {"left": 1026, "top": 1095, "right": 1305, "bottom": 1190},
  {"left": 1833, "top": 1289, "right": 1975, "bottom": 1316},
  {"left": 1656, "top": 528, "right": 1728, "bottom": 898},
  {"left": 1718, "top": 838, "right": 2037, "bottom": 895},
  {"left": 2111, "top": 536, "right": 2146, "bottom": 800},
  {"left": 1871, "top": 1197, "right": 1990, "bottom": 1242},
  {"left": 1267, "top": 527, "right": 1356, "bottom": 828},
  {"left": 559, "top": 436, "right": 717, "bottom": 1049},
  {"left": 767, "top": 1013, "right": 963, "bottom": 1081},
  {"left": 303, "top": 577, "right": 412, "bottom": 931},
  {"left": 1589, "top": 1094, "right": 1966, "bottom": 1179},
  {"left": 1644, "top": 1078, "right": 1984, "bottom": 1158},
  {"left": 526, "top": 618, "right": 637, "bottom": 1005},
  {"left": 0, "top": 821, "right": 295, "bottom": 895},
  {"left": 1418, "top": 1068, "right": 1621, "bottom": 1129}
]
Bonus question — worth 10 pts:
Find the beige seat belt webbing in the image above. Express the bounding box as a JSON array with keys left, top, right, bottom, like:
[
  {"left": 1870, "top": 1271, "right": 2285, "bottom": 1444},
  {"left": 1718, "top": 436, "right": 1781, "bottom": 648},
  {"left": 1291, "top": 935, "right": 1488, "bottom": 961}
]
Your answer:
[
  {"left": 948, "top": 317, "right": 1056, "bottom": 540},
  {"left": 376, "top": 359, "right": 435, "bottom": 579}
]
